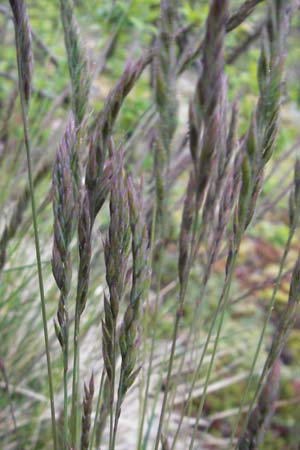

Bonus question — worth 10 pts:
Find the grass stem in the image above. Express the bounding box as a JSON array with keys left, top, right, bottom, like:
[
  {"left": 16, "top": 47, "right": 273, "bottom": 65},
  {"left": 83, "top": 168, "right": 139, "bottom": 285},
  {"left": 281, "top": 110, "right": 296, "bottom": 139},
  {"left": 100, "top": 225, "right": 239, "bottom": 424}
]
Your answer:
[{"left": 14, "top": 27, "right": 58, "bottom": 450}]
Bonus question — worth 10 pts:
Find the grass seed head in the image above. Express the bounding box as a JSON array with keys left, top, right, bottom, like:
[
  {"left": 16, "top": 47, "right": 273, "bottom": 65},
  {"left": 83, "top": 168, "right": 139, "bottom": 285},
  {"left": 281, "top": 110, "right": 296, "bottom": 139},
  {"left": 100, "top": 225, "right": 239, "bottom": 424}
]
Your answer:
[
  {"left": 9, "top": 0, "right": 33, "bottom": 105},
  {"left": 59, "top": 0, "right": 90, "bottom": 125}
]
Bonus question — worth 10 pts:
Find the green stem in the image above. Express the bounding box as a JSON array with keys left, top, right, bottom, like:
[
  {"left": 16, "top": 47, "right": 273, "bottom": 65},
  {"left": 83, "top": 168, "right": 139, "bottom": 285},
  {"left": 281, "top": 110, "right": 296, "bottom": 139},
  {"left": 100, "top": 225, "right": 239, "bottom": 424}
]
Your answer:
[
  {"left": 63, "top": 328, "right": 69, "bottom": 449},
  {"left": 235, "top": 241, "right": 297, "bottom": 448},
  {"left": 170, "top": 284, "right": 220, "bottom": 450},
  {"left": 89, "top": 370, "right": 105, "bottom": 450},
  {"left": 153, "top": 205, "right": 200, "bottom": 450},
  {"left": 109, "top": 325, "right": 117, "bottom": 450},
  {"left": 111, "top": 373, "right": 123, "bottom": 450},
  {"left": 188, "top": 249, "right": 238, "bottom": 450},
  {"left": 229, "top": 229, "right": 294, "bottom": 449},
  {"left": 236, "top": 355, "right": 270, "bottom": 450},
  {"left": 137, "top": 251, "right": 162, "bottom": 449},
  {"left": 153, "top": 295, "right": 182, "bottom": 450},
  {"left": 14, "top": 30, "right": 58, "bottom": 450},
  {"left": 71, "top": 306, "right": 80, "bottom": 449},
  {"left": 136, "top": 203, "right": 158, "bottom": 449},
  {"left": 166, "top": 216, "right": 215, "bottom": 443}
]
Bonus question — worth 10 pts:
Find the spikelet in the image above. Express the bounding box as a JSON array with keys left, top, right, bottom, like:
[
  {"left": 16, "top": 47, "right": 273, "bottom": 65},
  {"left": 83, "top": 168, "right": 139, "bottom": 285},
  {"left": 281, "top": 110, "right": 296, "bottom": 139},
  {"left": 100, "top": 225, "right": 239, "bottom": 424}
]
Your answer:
[
  {"left": 86, "top": 53, "right": 152, "bottom": 215},
  {"left": 189, "top": 0, "right": 228, "bottom": 206},
  {"left": 116, "top": 177, "right": 149, "bottom": 413},
  {"left": 9, "top": 0, "right": 33, "bottom": 105},
  {"left": 52, "top": 115, "right": 77, "bottom": 348},
  {"left": 59, "top": 0, "right": 90, "bottom": 125}
]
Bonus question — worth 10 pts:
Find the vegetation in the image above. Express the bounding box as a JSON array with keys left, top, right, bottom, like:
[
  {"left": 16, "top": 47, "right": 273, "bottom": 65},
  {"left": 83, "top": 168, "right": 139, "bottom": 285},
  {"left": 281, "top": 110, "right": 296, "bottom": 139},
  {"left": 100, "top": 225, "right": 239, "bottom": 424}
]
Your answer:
[{"left": 1, "top": 0, "right": 300, "bottom": 449}]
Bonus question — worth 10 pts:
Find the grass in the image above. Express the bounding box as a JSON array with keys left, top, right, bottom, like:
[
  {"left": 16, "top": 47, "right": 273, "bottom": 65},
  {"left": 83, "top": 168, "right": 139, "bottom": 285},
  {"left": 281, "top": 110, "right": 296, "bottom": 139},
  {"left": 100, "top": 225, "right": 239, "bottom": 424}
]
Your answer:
[{"left": 1, "top": 0, "right": 300, "bottom": 449}]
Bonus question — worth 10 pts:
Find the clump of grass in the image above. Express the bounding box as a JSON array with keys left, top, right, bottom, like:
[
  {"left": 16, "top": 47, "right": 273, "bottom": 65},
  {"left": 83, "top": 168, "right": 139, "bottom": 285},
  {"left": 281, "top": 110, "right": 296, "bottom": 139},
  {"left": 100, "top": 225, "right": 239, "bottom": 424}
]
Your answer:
[{"left": 3, "top": 0, "right": 300, "bottom": 449}]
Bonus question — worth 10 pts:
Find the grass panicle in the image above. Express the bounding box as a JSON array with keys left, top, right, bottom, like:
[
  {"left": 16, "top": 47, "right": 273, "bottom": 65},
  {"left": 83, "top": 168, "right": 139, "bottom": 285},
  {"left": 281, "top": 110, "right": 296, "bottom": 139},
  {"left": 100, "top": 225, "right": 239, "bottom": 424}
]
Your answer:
[
  {"left": 59, "top": 0, "right": 90, "bottom": 125},
  {"left": 112, "top": 177, "right": 149, "bottom": 447},
  {"left": 9, "top": 0, "right": 33, "bottom": 105},
  {"left": 137, "top": 3, "right": 178, "bottom": 444},
  {"left": 185, "top": 2, "right": 291, "bottom": 447},
  {"left": 52, "top": 114, "right": 77, "bottom": 319},
  {"left": 103, "top": 148, "right": 130, "bottom": 449},
  {"left": 52, "top": 113, "right": 78, "bottom": 448},
  {"left": 104, "top": 149, "right": 131, "bottom": 322},
  {"left": 191, "top": 0, "right": 228, "bottom": 207},
  {"left": 70, "top": 53, "right": 151, "bottom": 448},
  {"left": 256, "top": 0, "right": 291, "bottom": 163},
  {"left": 153, "top": 0, "right": 178, "bottom": 233},
  {"left": 154, "top": 2, "right": 229, "bottom": 448},
  {"left": 86, "top": 53, "right": 152, "bottom": 218}
]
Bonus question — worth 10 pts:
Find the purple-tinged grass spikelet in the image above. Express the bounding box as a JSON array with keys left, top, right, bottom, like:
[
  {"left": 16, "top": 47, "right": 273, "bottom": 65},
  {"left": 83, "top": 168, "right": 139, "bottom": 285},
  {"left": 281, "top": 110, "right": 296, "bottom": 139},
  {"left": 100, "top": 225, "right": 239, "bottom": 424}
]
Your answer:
[
  {"left": 190, "top": 0, "right": 228, "bottom": 207},
  {"left": 9, "top": 0, "right": 33, "bottom": 105},
  {"left": 52, "top": 115, "right": 78, "bottom": 344},
  {"left": 86, "top": 53, "right": 152, "bottom": 216},
  {"left": 52, "top": 114, "right": 78, "bottom": 448},
  {"left": 112, "top": 177, "right": 149, "bottom": 444},
  {"left": 59, "top": 0, "right": 90, "bottom": 125}
]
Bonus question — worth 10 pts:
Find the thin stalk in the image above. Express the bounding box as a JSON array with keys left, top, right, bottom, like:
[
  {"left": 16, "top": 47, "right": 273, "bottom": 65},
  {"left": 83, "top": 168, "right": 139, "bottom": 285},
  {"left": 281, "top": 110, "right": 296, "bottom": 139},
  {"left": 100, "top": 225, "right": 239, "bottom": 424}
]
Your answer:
[
  {"left": 142, "top": 362, "right": 166, "bottom": 450},
  {"left": 137, "top": 202, "right": 158, "bottom": 449},
  {"left": 166, "top": 202, "right": 223, "bottom": 436},
  {"left": 170, "top": 286, "right": 219, "bottom": 450},
  {"left": 167, "top": 250, "right": 211, "bottom": 438},
  {"left": 14, "top": 29, "right": 58, "bottom": 450},
  {"left": 110, "top": 380, "right": 122, "bottom": 450},
  {"left": 109, "top": 325, "right": 116, "bottom": 450},
  {"left": 63, "top": 334, "right": 69, "bottom": 449},
  {"left": 71, "top": 304, "right": 80, "bottom": 449},
  {"left": 170, "top": 248, "right": 236, "bottom": 450},
  {"left": 229, "top": 229, "right": 294, "bottom": 448},
  {"left": 137, "top": 253, "right": 162, "bottom": 449},
  {"left": 188, "top": 249, "right": 238, "bottom": 450},
  {"left": 237, "top": 357, "right": 271, "bottom": 448},
  {"left": 153, "top": 288, "right": 183, "bottom": 450},
  {"left": 153, "top": 206, "right": 200, "bottom": 450},
  {"left": 89, "top": 369, "right": 105, "bottom": 450}
]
